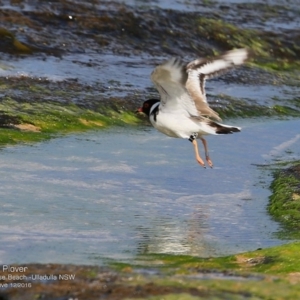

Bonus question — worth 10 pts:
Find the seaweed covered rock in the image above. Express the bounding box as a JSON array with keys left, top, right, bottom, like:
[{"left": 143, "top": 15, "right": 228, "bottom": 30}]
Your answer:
[{"left": 269, "top": 163, "right": 300, "bottom": 230}]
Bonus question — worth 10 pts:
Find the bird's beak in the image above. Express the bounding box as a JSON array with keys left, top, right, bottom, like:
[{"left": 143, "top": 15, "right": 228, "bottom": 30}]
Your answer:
[{"left": 136, "top": 107, "right": 143, "bottom": 113}]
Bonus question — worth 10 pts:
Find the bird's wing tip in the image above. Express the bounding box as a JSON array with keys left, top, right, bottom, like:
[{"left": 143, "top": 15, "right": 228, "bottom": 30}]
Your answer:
[{"left": 224, "top": 48, "right": 249, "bottom": 65}]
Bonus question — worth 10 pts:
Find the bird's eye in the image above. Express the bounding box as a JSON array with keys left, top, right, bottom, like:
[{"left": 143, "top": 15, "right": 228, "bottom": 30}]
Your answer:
[{"left": 144, "top": 103, "right": 149, "bottom": 108}]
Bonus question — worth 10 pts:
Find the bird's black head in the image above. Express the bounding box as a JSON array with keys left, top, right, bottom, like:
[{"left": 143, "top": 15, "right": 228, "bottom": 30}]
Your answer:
[{"left": 137, "top": 99, "right": 160, "bottom": 116}]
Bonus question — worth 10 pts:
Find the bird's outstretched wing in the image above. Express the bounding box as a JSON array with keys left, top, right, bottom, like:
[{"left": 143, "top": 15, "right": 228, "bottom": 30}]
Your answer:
[
  {"left": 186, "top": 49, "right": 249, "bottom": 121},
  {"left": 151, "top": 49, "right": 249, "bottom": 120}
]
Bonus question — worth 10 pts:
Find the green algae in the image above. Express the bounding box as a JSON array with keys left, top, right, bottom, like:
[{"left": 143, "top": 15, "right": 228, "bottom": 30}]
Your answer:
[
  {"left": 113, "top": 242, "right": 300, "bottom": 300},
  {"left": 0, "top": 97, "right": 141, "bottom": 146},
  {"left": 268, "top": 162, "right": 300, "bottom": 232},
  {"left": 114, "top": 243, "right": 300, "bottom": 276}
]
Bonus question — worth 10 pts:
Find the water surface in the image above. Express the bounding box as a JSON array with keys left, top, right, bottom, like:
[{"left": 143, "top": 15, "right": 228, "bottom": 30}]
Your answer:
[{"left": 0, "top": 118, "right": 299, "bottom": 264}]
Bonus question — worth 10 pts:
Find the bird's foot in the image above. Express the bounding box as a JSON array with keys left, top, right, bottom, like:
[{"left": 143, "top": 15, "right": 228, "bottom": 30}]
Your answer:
[
  {"left": 192, "top": 139, "right": 206, "bottom": 168},
  {"left": 206, "top": 155, "right": 213, "bottom": 168},
  {"left": 196, "top": 156, "right": 206, "bottom": 168}
]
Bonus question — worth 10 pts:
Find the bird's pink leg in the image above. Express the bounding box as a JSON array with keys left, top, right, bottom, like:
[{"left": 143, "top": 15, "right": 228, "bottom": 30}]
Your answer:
[
  {"left": 192, "top": 139, "right": 206, "bottom": 168},
  {"left": 200, "top": 138, "right": 213, "bottom": 168}
]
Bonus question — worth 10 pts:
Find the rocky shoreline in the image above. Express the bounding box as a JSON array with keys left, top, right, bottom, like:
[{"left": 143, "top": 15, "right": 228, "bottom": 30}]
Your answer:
[{"left": 1, "top": 242, "right": 300, "bottom": 299}]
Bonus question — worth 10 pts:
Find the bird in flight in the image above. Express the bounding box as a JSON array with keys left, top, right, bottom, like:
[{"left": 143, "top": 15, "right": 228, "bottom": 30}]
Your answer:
[{"left": 137, "top": 49, "right": 248, "bottom": 168}]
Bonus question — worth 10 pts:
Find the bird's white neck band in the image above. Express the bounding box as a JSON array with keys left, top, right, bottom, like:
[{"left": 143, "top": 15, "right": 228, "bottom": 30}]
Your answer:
[{"left": 149, "top": 102, "right": 160, "bottom": 115}]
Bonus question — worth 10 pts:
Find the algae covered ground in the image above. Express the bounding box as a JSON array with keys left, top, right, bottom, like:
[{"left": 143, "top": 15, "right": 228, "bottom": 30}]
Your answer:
[
  {"left": 2, "top": 242, "right": 300, "bottom": 299},
  {"left": 269, "top": 162, "right": 300, "bottom": 238},
  {"left": 0, "top": 91, "right": 140, "bottom": 145},
  {"left": 0, "top": 0, "right": 300, "bottom": 299}
]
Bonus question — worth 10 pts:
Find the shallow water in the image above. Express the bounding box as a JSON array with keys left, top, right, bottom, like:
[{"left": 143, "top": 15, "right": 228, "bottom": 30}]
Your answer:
[
  {"left": 1, "top": 53, "right": 154, "bottom": 93},
  {"left": 0, "top": 118, "right": 299, "bottom": 264},
  {"left": 2, "top": 53, "right": 298, "bottom": 110}
]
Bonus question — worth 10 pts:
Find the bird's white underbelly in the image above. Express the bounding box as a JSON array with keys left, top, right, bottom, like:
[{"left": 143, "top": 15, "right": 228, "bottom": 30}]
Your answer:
[{"left": 150, "top": 113, "right": 210, "bottom": 139}]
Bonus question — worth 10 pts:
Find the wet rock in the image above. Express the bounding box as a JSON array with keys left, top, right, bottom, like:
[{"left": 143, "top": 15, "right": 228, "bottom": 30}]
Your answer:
[{"left": 0, "top": 0, "right": 299, "bottom": 64}]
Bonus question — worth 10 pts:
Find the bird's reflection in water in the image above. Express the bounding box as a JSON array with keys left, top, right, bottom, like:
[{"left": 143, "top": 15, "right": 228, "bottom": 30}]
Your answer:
[{"left": 135, "top": 205, "right": 219, "bottom": 257}]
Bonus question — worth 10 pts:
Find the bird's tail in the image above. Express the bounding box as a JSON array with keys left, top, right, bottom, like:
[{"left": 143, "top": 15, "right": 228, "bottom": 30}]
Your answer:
[{"left": 208, "top": 121, "right": 241, "bottom": 134}]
